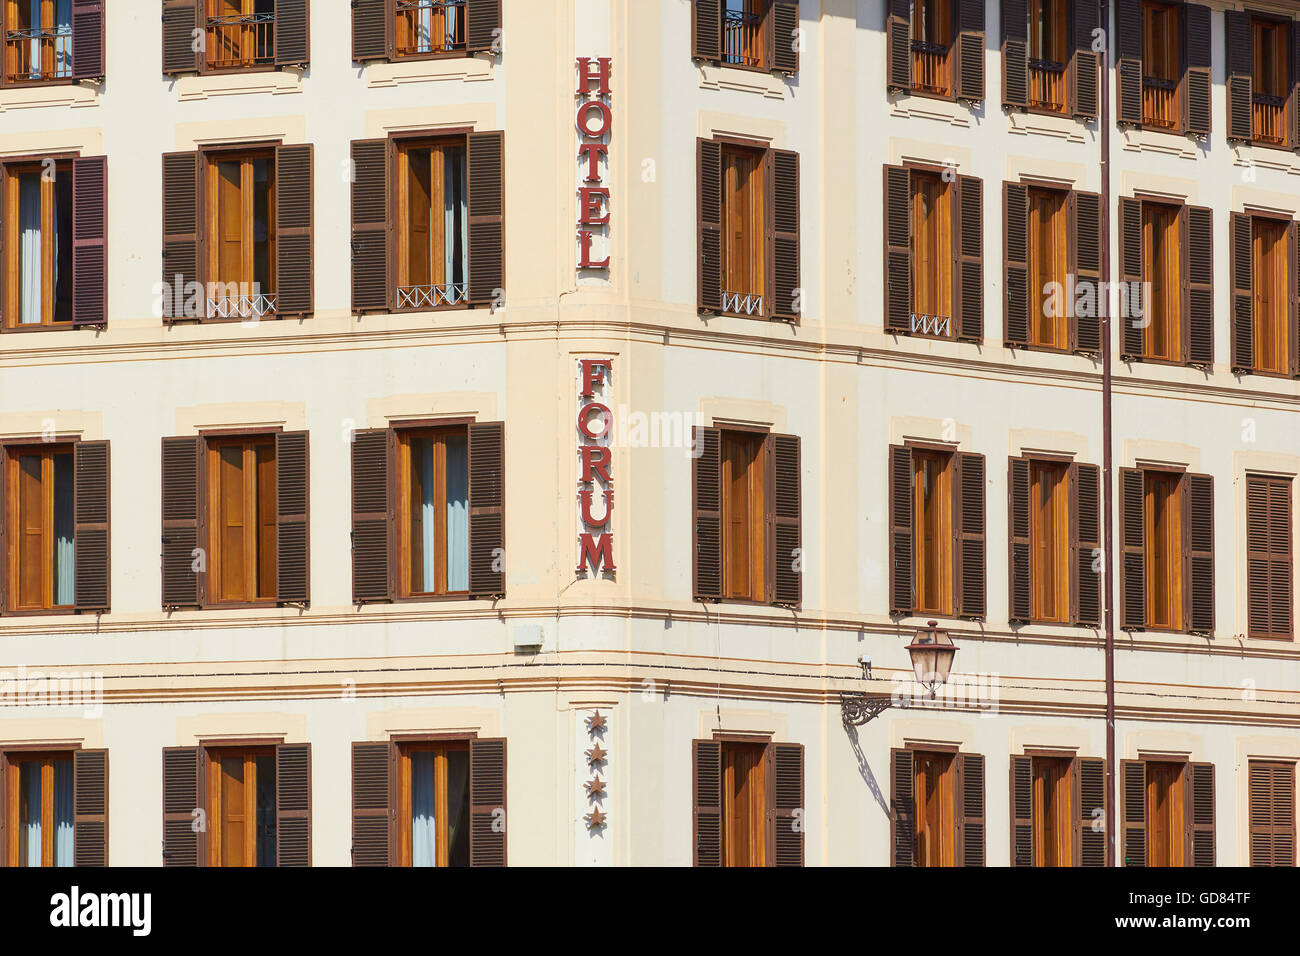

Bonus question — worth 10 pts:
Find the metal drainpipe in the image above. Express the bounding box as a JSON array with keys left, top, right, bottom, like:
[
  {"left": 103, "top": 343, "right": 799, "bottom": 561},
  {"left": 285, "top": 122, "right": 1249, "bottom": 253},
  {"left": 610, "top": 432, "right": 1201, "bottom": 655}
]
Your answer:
[{"left": 1098, "top": 0, "right": 1118, "bottom": 868}]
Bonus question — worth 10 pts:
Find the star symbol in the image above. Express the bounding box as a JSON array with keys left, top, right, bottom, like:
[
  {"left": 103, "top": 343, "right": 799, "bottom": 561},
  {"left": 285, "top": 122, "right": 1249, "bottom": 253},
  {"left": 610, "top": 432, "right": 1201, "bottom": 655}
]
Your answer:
[
  {"left": 585, "top": 776, "right": 607, "bottom": 800},
  {"left": 585, "top": 742, "right": 607, "bottom": 767},
  {"left": 585, "top": 710, "right": 608, "bottom": 735},
  {"left": 584, "top": 807, "right": 606, "bottom": 829}
]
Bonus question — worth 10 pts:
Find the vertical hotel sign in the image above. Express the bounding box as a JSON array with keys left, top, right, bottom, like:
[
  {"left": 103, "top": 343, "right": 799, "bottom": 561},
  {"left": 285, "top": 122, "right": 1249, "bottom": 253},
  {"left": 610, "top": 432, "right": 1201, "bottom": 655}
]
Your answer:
[
  {"left": 576, "top": 56, "right": 611, "bottom": 271},
  {"left": 577, "top": 359, "right": 615, "bottom": 576}
]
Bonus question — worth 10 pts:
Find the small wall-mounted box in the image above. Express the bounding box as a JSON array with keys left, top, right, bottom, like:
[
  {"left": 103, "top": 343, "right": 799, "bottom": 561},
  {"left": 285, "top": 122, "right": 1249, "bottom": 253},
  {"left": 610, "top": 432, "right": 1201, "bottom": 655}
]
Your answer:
[{"left": 512, "top": 624, "right": 545, "bottom": 652}]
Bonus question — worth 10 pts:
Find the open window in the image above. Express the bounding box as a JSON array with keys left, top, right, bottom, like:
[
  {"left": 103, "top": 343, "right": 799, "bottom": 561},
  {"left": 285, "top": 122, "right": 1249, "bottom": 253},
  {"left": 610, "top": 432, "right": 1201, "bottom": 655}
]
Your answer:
[
  {"left": 1113, "top": 0, "right": 1212, "bottom": 135},
  {"left": 1010, "top": 754, "right": 1105, "bottom": 866},
  {"left": 1027, "top": 0, "right": 1068, "bottom": 113},
  {"left": 395, "top": 426, "right": 469, "bottom": 597},
  {"left": 1002, "top": 0, "right": 1098, "bottom": 118},
  {"left": 394, "top": 740, "right": 470, "bottom": 867},
  {"left": 395, "top": 138, "right": 468, "bottom": 310},
  {"left": 1121, "top": 758, "right": 1214, "bottom": 866},
  {"left": 691, "top": 0, "right": 799, "bottom": 75},
  {"left": 163, "top": 0, "right": 308, "bottom": 74},
  {"left": 206, "top": 149, "right": 276, "bottom": 320},
  {"left": 692, "top": 738, "right": 803, "bottom": 866},
  {"left": 0, "top": 748, "right": 107, "bottom": 867},
  {"left": 890, "top": 748, "right": 984, "bottom": 866},
  {"left": 888, "top": 0, "right": 983, "bottom": 101},
  {"left": 206, "top": 746, "right": 278, "bottom": 866},
  {"left": 2, "top": 0, "right": 103, "bottom": 85},
  {"left": 351, "top": 0, "right": 498, "bottom": 63},
  {"left": 1225, "top": 10, "right": 1299, "bottom": 148},
  {"left": 1230, "top": 211, "right": 1299, "bottom": 378}
]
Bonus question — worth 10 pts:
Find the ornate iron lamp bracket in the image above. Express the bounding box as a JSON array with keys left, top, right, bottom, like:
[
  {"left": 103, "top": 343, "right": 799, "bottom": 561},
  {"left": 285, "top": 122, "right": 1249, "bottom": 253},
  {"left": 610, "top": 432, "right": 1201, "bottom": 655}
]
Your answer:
[{"left": 839, "top": 693, "right": 893, "bottom": 727}]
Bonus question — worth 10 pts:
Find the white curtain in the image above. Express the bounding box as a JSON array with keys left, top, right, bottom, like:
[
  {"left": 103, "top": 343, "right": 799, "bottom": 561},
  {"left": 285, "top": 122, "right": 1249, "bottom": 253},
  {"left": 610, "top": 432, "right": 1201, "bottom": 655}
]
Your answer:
[
  {"left": 54, "top": 759, "right": 73, "bottom": 867},
  {"left": 444, "top": 147, "right": 468, "bottom": 291},
  {"left": 54, "top": 0, "right": 72, "bottom": 77},
  {"left": 411, "top": 751, "right": 437, "bottom": 867},
  {"left": 22, "top": 765, "right": 41, "bottom": 866},
  {"left": 54, "top": 454, "right": 74, "bottom": 606},
  {"left": 420, "top": 440, "right": 437, "bottom": 592},
  {"left": 416, "top": 2, "right": 433, "bottom": 53},
  {"left": 19, "top": 173, "right": 41, "bottom": 325},
  {"left": 445, "top": 434, "right": 468, "bottom": 592}
]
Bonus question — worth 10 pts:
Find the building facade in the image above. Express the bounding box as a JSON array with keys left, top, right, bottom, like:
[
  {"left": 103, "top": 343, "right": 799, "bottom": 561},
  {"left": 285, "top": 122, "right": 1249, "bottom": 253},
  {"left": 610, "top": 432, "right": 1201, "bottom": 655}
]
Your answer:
[{"left": 0, "top": 0, "right": 1296, "bottom": 867}]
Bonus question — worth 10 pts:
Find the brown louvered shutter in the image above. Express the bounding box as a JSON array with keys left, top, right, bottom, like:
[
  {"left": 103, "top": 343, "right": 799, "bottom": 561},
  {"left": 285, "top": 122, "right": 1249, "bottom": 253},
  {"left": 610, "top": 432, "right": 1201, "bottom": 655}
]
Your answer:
[
  {"left": 0, "top": 755, "right": 6, "bottom": 860},
  {"left": 1072, "top": 462, "right": 1101, "bottom": 626},
  {"left": 276, "top": 743, "right": 311, "bottom": 867},
  {"left": 1185, "top": 473, "right": 1214, "bottom": 635},
  {"left": 955, "top": 0, "right": 984, "bottom": 100},
  {"left": 698, "top": 138, "right": 723, "bottom": 314},
  {"left": 1008, "top": 457, "right": 1031, "bottom": 623},
  {"left": 350, "top": 742, "right": 391, "bottom": 866},
  {"left": 275, "top": 144, "right": 313, "bottom": 318},
  {"left": 161, "top": 436, "right": 202, "bottom": 608},
  {"left": 1010, "top": 755, "right": 1033, "bottom": 866},
  {"left": 73, "top": 748, "right": 108, "bottom": 867},
  {"left": 469, "top": 737, "right": 506, "bottom": 866},
  {"left": 693, "top": 739, "right": 722, "bottom": 866},
  {"left": 274, "top": 0, "right": 309, "bottom": 65},
  {"left": 468, "top": 421, "right": 505, "bottom": 598},
  {"left": 957, "top": 753, "right": 985, "bottom": 866},
  {"left": 889, "top": 445, "right": 914, "bottom": 614},
  {"left": 162, "top": 0, "right": 201, "bottom": 75},
  {"left": 351, "top": 429, "right": 391, "bottom": 604},
  {"left": 955, "top": 175, "right": 983, "bottom": 342},
  {"left": 1292, "top": 222, "right": 1300, "bottom": 377},
  {"left": 1001, "top": 0, "right": 1028, "bottom": 109},
  {"left": 770, "top": 149, "right": 800, "bottom": 322},
  {"left": 162, "top": 747, "right": 202, "bottom": 866},
  {"left": 692, "top": 0, "right": 721, "bottom": 62},
  {"left": 1119, "top": 468, "right": 1145, "bottom": 630},
  {"left": 955, "top": 452, "right": 985, "bottom": 619},
  {"left": 886, "top": 0, "right": 911, "bottom": 91},
  {"left": 1186, "top": 205, "right": 1213, "bottom": 366},
  {"left": 0, "top": 448, "right": 7, "bottom": 613},
  {"left": 352, "top": 0, "right": 389, "bottom": 61},
  {"left": 1071, "top": 0, "right": 1099, "bottom": 119},
  {"left": 73, "top": 440, "right": 110, "bottom": 613},
  {"left": 1187, "top": 762, "right": 1215, "bottom": 866},
  {"left": 1185, "top": 5, "right": 1211, "bottom": 136},
  {"left": 1003, "top": 182, "right": 1030, "bottom": 347},
  {"left": 350, "top": 138, "right": 390, "bottom": 315},
  {"left": 468, "top": 131, "right": 505, "bottom": 308},
  {"left": 890, "top": 748, "right": 915, "bottom": 867},
  {"left": 1246, "top": 475, "right": 1293, "bottom": 640},
  {"left": 1114, "top": 0, "right": 1142, "bottom": 124},
  {"left": 275, "top": 431, "right": 309, "bottom": 606},
  {"left": 769, "top": 742, "right": 803, "bottom": 866},
  {"left": 693, "top": 426, "right": 723, "bottom": 601},
  {"left": 768, "top": 0, "right": 799, "bottom": 75},
  {"left": 884, "top": 165, "right": 912, "bottom": 333},
  {"left": 1230, "top": 213, "right": 1254, "bottom": 372},
  {"left": 1249, "top": 761, "right": 1296, "bottom": 866},
  {"left": 70, "top": 0, "right": 104, "bottom": 80},
  {"left": 1225, "top": 12, "right": 1254, "bottom": 141},
  {"left": 1073, "top": 191, "right": 1102, "bottom": 354},
  {"left": 1076, "top": 757, "right": 1106, "bottom": 866},
  {"left": 770, "top": 433, "right": 801, "bottom": 607},
  {"left": 1118, "top": 197, "right": 1144, "bottom": 360},
  {"left": 1121, "top": 759, "right": 1146, "bottom": 866},
  {"left": 162, "top": 151, "right": 201, "bottom": 322},
  {"left": 72, "top": 155, "right": 106, "bottom": 327},
  {"left": 465, "top": 0, "right": 501, "bottom": 53}
]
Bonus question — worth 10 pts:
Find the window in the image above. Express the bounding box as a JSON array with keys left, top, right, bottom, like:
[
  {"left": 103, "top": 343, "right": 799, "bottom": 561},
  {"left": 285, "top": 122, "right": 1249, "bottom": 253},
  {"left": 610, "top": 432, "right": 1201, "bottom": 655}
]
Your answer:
[
  {"left": 693, "top": 0, "right": 799, "bottom": 74},
  {"left": 395, "top": 0, "right": 465, "bottom": 57},
  {"left": 205, "top": 0, "right": 276, "bottom": 70},
  {"left": 4, "top": 752, "right": 72, "bottom": 866},
  {"left": 206, "top": 746, "right": 277, "bottom": 867},
  {"left": 353, "top": 0, "right": 497, "bottom": 63},
  {"left": 1141, "top": 201, "right": 1181, "bottom": 362},
  {"left": 1004, "top": 0, "right": 1097, "bottom": 118},
  {"left": 4, "top": 444, "right": 73, "bottom": 610},
  {"left": 1225, "top": 10, "right": 1292, "bottom": 146},
  {"left": 396, "top": 426, "right": 469, "bottom": 597},
  {"left": 1011, "top": 755, "right": 1105, "bottom": 867},
  {"left": 1031, "top": 757, "right": 1071, "bottom": 866},
  {"left": 1144, "top": 470, "right": 1183, "bottom": 631},
  {"left": 1009, "top": 457, "right": 1101, "bottom": 626},
  {"left": 721, "top": 740, "right": 766, "bottom": 866},
  {"left": 911, "top": 170, "right": 952, "bottom": 334},
  {"left": 1246, "top": 474, "right": 1293, "bottom": 641},
  {"left": 396, "top": 138, "right": 468, "bottom": 310},
  {"left": 206, "top": 436, "right": 277, "bottom": 605},
  {"left": 206, "top": 150, "right": 276, "bottom": 320},
  {"left": 1028, "top": 186, "right": 1068, "bottom": 350},
  {"left": 1140, "top": 2, "right": 1178, "bottom": 128},
  {"left": 1027, "top": 0, "right": 1068, "bottom": 113},
  {"left": 395, "top": 740, "right": 470, "bottom": 867},
  {"left": 890, "top": 748, "right": 984, "bottom": 866},
  {"left": 3, "top": 159, "right": 72, "bottom": 328},
  {"left": 1121, "top": 759, "right": 1214, "bottom": 866},
  {"left": 1145, "top": 760, "right": 1185, "bottom": 866},
  {"left": 1252, "top": 216, "right": 1289, "bottom": 375},
  {"left": 165, "top": 0, "right": 305, "bottom": 75},
  {"left": 721, "top": 0, "right": 768, "bottom": 68},
  {"left": 913, "top": 449, "right": 954, "bottom": 616},
  {"left": 720, "top": 430, "right": 765, "bottom": 602},
  {"left": 1029, "top": 460, "right": 1068, "bottom": 623},
  {"left": 1248, "top": 761, "right": 1296, "bottom": 866},
  {"left": 692, "top": 739, "right": 804, "bottom": 867},
  {"left": 913, "top": 749, "right": 955, "bottom": 866},
  {"left": 720, "top": 144, "right": 765, "bottom": 317},
  {"left": 1252, "top": 17, "right": 1288, "bottom": 146},
  {"left": 3, "top": 0, "right": 71, "bottom": 82},
  {"left": 911, "top": 0, "right": 953, "bottom": 96}
]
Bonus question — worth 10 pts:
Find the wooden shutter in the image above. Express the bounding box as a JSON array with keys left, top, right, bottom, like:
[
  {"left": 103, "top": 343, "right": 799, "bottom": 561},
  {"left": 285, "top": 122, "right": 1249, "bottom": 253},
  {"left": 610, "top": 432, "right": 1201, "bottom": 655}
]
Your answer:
[
  {"left": 350, "top": 742, "right": 391, "bottom": 866},
  {"left": 770, "top": 149, "right": 800, "bottom": 322},
  {"left": 1292, "top": 222, "right": 1300, "bottom": 378},
  {"left": 955, "top": 0, "right": 984, "bottom": 100},
  {"left": 0, "top": 755, "right": 6, "bottom": 861},
  {"left": 161, "top": 436, "right": 202, "bottom": 609},
  {"left": 1185, "top": 473, "right": 1214, "bottom": 635},
  {"left": 351, "top": 428, "right": 391, "bottom": 604},
  {"left": 468, "top": 421, "right": 506, "bottom": 598},
  {"left": 1073, "top": 191, "right": 1102, "bottom": 354},
  {"left": 1225, "top": 11, "right": 1254, "bottom": 141},
  {"left": 1119, "top": 468, "right": 1145, "bottom": 630},
  {"left": 889, "top": 445, "right": 914, "bottom": 614},
  {"left": 1115, "top": 0, "right": 1142, "bottom": 124},
  {"left": 957, "top": 753, "right": 985, "bottom": 866},
  {"left": 770, "top": 433, "right": 801, "bottom": 607},
  {"left": 693, "top": 426, "right": 723, "bottom": 601},
  {"left": 886, "top": 0, "right": 911, "bottom": 92},
  {"left": 469, "top": 737, "right": 507, "bottom": 866},
  {"left": 350, "top": 138, "right": 390, "bottom": 315},
  {"left": 1186, "top": 205, "right": 1213, "bottom": 366},
  {"left": 275, "top": 431, "right": 310, "bottom": 606},
  {"left": 276, "top": 743, "right": 311, "bottom": 867},
  {"left": 1118, "top": 197, "right": 1144, "bottom": 360},
  {"left": 1003, "top": 182, "right": 1030, "bottom": 347},
  {"left": 275, "top": 144, "right": 313, "bottom": 318},
  {"left": 955, "top": 452, "right": 985, "bottom": 619},
  {"left": 769, "top": 0, "right": 799, "bottom": 75},
  {"left": 465, "top": 0, "right": 501, "bottom": 53},
  {"left": 1076, "top": 757, "right": 1106, "bottom": 866},
  {"left": 1121, "top": 759, "right": 1146, "bottom": 866},
  {"left": 162, "top": 151, "right": 201, "bottom": 322},
  {"left": 468, "top": 131, "right": 505, "bottom": 308},
  {"left": 274, "top": 0, "right": 309, "bottom": 65},
  {"left": 884, "top": 165, "right": 912, "bottom": 333},
  {"left": 1010, "top": 755, "right": 1033, "bottom": 866},
  {"left": 162, "top": 747, "right": 202, "bottom": 866},
  {"left": 698, "top": 138, "right": 723, "bottom": 314},
  {"left": 1186, "top": 762, "right": 1215, "bottom": 866},
  {"left": 73, "top": 748, "right": 108, "bottom": 867},
  {"left": 693, "top": 740, "right": 722, "bottom": 866},
  {"left": 692, "top": 0, "right": 722, "bottom": 62},
  {"left": 955, "top": 175, "right": 983, "bottom": 342},
  {"left": 73, "top": 440, "right": 110, "bottom": 613},
  {"left": 0, "top": 448, "right": 6, "bottom": 614},
  {"left": 1008, "top": 457, "right": 1031, "bottom": 623},
  {"left": 352, "top": 0, "right": 390, "bottom": 62},
  {"left": 1249, "top": 761, "right": 1297, "bottom": 866},
  {"left": 1072, "top": 0, "right": 1100, "bottom": 119},
  {"left": 1246, "top": 475, "right": 1293, "bottom": 640},
  {"left": 1001, "top": 0, "right": 1028, "bottom": 109},
  {"left": 769, "top": 742, "right": 804, "bottom": 866},
  {"left": 72, "top": 156, "right": 107, "bottom": 328},
  {"left": 70, "top": 0, "right": 104, "bottom": 81},
  {"left": 1072, "top": 462, "right": 1101, "bottom": 626},
  {"left": 1185, "top": 5, "right": 1211, "bottom": 136},
  {"left": 890, "top": 748, "right": 915, "bottom": 867},
  {"left": 1231, "top": 213, "right": 1254, "bottom": 372},
  {"left": 161, "top": 0, "right": 201, "bottom": 75}
]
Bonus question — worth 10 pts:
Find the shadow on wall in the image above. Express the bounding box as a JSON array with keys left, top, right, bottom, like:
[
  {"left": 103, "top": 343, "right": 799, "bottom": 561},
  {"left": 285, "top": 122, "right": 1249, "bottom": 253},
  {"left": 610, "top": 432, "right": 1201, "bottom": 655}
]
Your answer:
[{"left": 845, "top": 722, "right": 889, "bottom": 817}]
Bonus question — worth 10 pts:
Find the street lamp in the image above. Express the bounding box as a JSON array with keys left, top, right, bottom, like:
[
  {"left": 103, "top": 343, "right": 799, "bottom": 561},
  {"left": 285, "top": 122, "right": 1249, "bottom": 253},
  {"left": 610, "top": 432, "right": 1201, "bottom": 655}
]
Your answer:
[{"left": 840, "top": 621, "right": 958, "bottom": 726}]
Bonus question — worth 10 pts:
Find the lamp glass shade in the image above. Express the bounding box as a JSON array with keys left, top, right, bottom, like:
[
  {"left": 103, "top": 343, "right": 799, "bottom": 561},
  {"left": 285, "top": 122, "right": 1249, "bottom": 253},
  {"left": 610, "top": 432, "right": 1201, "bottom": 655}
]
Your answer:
[{"left": 906, "top": 622, "right": 956, "bottom": 691}]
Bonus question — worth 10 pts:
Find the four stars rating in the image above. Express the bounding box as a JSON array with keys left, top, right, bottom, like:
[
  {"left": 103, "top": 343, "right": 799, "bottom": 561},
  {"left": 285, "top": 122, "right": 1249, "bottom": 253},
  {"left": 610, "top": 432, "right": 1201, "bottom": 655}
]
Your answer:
[{"left": 584, "top": 709, "right": 608, "bottom": 832}]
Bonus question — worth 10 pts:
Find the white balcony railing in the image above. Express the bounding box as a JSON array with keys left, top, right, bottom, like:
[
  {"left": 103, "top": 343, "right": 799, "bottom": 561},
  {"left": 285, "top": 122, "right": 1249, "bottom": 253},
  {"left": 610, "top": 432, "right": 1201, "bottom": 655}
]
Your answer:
[
  {"left": 910, "top": 313, "right": 951, "bottom": 336},
  {"left": 397, "top": 283, "right": 468, "bottom": 309},
  {"left": 207, "top": 293, "right": 277, "bottom": 320},
  {"left": 722, "top": 291, "right": 764, "bottom": 316}
]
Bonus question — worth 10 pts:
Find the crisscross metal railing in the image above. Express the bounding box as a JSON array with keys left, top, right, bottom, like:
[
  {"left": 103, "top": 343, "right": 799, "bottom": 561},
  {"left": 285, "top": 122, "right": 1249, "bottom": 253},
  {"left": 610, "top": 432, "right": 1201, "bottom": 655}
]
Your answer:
[
  {"left": 208, "top": 293, "right": 277, "bottom": 320},
  {"left": 722, "top": 291, "right": 764, "bottom": 316},
  {"left": 910, "top": 313, "right": 952, "bottom": 337},
  {"left": 397, "top": 283, "right": 468, "bottom": 309}
]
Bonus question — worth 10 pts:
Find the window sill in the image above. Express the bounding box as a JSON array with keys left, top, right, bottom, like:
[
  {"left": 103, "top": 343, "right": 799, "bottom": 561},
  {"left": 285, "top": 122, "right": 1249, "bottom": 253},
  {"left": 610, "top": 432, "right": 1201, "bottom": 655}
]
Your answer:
[
  {"left": 698, "top": 63, "right": 787, "bottom": 100},
  {"left": 0, "top": 79, "right": 98, "bottom": 112},
  {"left": 1005, "top": 107, "right": 1086, "bottom": 143},
  {"left": 365, "top": 54, "right": 493, "bottom": 89},
  {"left": 175, "top": 68, "right": 303, "bottom": 101},
  {"left": 1230, "top": 142, "right": 1300, "bottom": 176},
  {"left": 890, "top": 90, "right": 972, "bottom": 128},
  {"left": 1119, "top": 124, "right": 1198, "bottom": 160}
]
